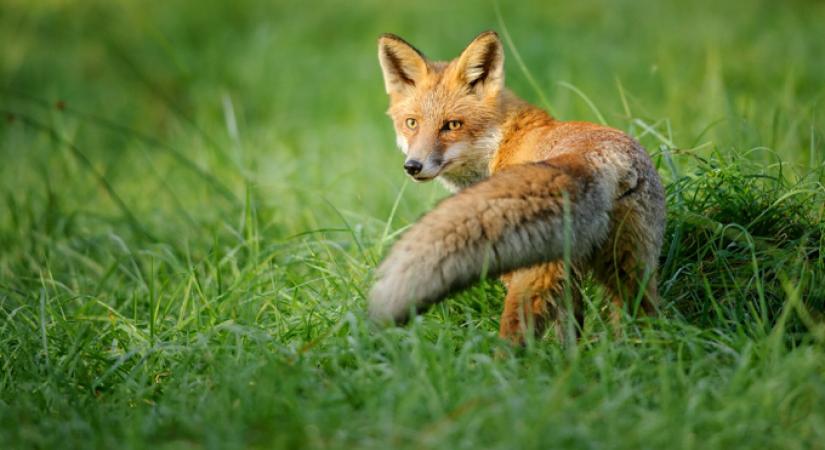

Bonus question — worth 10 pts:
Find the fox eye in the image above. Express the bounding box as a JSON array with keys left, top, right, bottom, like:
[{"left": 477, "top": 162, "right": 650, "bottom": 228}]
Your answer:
[
  {"left": 445, "top": 120, "right": 462, "bottom": 131},
  {"left": 405, "top": 118, "right": 417, "bottom": 129}
]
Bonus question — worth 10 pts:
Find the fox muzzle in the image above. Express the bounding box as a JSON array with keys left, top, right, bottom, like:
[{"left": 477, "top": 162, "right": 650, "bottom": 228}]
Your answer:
[{"left": 403, "top": 159, "right": 423, "bottom": 176}]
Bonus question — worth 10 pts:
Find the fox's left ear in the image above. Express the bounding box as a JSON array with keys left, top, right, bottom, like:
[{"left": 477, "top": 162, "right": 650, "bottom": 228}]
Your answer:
[{"left": 454, "top": 31, "right": 504, "bottom": 94}]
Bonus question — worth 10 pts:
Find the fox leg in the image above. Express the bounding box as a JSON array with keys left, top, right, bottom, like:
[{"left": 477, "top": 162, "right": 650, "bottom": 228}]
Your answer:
[
  {"left": 499, "top": 262, "right": 583, "bottom": 345},
  {"left": 598, "top": 267, "right": 659, "bottom": 330},
  {"left": 592, "top": 207, "right": 661, "bottom": 324}
]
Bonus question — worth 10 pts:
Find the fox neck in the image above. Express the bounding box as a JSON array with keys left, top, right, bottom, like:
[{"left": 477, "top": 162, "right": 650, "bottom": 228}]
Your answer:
[{"left": 438, "top": 91, "right": 552, "bottom": 192}]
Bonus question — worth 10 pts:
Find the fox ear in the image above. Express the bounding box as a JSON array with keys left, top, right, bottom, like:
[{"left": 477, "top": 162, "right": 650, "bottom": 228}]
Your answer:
[
  {"left": 378, "top": 34, "right": 428, "bottom": 95},
  {"left": 454, "top": 31, "right": 504, "bottom": 94}
]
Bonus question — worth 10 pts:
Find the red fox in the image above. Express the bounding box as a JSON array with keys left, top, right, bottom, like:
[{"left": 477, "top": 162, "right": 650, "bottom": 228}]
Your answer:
[{"left": 369, "top": 31, "right": 666, "bottom": 344}]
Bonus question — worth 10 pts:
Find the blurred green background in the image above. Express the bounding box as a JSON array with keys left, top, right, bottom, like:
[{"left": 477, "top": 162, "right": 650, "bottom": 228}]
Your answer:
[
  {"left": 2, "top": 1, "right": 824, "bottom": 449},
  {"left": 3, "top": 0, "right": 823, "bottom": 238}
]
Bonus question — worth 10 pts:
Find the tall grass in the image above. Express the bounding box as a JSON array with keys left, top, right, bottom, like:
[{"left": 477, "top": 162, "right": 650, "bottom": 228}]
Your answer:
[{"left": 1, "top": 0, "right": 824, "bottom": 449}]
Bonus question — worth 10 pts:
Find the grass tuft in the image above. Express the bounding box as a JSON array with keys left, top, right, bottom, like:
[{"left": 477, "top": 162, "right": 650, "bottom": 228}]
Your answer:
[{"left": 1, "top": 1, "right": 825, "bottom": 449}]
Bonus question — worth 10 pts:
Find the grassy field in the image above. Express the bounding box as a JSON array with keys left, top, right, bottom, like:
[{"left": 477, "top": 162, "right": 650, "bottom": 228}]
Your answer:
[{"left": 2, "top": 0, "right": 825, "bottom": 448}]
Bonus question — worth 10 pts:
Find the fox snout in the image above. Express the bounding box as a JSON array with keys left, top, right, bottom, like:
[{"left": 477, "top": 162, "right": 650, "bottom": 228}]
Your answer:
[
  {"left": 401, "top": 138, "right": 444, "bottom": 180},
  {"left": 403, "top": 154, "right": 444, "bottom": 181},
  {"left": 403, "top": 159, "right": 423, "bottom": 176}
]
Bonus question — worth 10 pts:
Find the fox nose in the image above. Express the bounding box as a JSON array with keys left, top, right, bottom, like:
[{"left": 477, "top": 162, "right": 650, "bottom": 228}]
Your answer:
[{"left": 404, "top": 160, "right": 423, "bottom": 176}]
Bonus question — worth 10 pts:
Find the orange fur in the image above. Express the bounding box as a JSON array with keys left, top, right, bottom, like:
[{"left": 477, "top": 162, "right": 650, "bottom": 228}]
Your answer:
[{"left": 371, "top": 31, "right": 666, "bottom": 344}]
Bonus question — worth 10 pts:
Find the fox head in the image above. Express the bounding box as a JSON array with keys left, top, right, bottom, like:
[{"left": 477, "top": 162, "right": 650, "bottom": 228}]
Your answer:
[{"left": 377, "top": 31, "right": 505, "bottom": 188}]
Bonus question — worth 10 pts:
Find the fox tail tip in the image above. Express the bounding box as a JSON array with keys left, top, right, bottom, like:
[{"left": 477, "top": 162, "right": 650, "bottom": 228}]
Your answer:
[{"left": 367, "top": 278, "right": 406, "bottom": 325}]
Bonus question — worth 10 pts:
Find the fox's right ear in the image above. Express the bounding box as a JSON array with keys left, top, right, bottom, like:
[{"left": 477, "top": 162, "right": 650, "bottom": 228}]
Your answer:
[{"left": 378, "top": 34, "right": 428, "bottom": 95}]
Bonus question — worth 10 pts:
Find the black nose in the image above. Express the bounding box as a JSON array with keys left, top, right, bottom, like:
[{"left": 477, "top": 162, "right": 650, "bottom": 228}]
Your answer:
[{"left": 404, "top": 160, "right": 423, "bottom": 176}]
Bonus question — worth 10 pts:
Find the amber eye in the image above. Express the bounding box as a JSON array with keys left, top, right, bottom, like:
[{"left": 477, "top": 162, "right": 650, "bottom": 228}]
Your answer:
[
  {"left": 446, "top": 120, "right": 462, "bottom": 131},
  {"left": 405, "top": 118, "right": 417, "bottom": 129}
]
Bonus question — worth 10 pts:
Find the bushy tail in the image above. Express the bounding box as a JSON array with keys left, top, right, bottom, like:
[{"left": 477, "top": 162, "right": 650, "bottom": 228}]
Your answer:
[{"left": 368, "top": 158, "right": 619, "bottom": 323}]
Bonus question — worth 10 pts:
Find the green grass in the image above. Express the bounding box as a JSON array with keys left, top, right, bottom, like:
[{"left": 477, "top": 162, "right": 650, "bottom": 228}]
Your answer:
[{"left": 2, "top": 0, "right": 825, "bottom": 448}]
